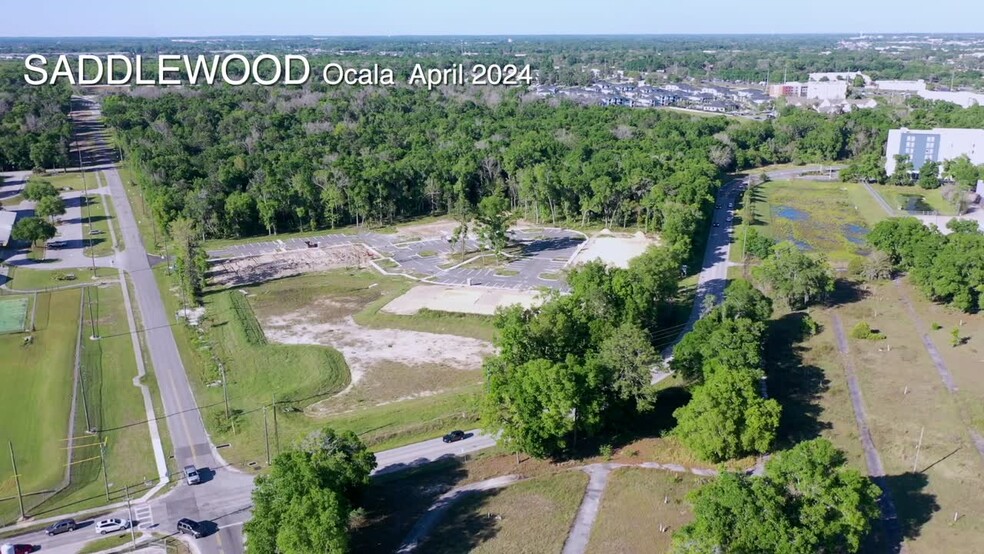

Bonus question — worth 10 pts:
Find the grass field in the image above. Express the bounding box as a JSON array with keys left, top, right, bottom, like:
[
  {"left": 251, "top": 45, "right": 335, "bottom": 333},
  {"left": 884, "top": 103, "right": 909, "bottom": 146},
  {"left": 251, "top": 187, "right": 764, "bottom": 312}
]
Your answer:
[
  {"left": 0, "top": 289, "right": 80, "bottom": 525},
  {"left": 421, "top": 470, "right": 589, "bottom": 554},
  {"left": 81, "top": 194, "right": 117, "bottom": 258},
  {"left": 877, "top": 185, "right": 957, "bottom": 216},
  {"left": 585, "top": 468, "right": 702, "bottom": 553},
  {"left": 25, "top": 284, "right": 157, "bottom": 521},
  {"left": 4, "top": 266, "right": 117, "bottom": 291},
  {"left": 830, "top": 280, "right": 984, "bottom": 553},
  {"left": 78, "top": 532, "right": 140, "bottom": 554},
  {"left": 27, "top": 172, "right": 89, "bottom": 192},
  {"left": 0, "top": 296, "right": 28, "bottom": 333},
  {"left": 731, "top": 180, "right": 889, "bottom": 264}
]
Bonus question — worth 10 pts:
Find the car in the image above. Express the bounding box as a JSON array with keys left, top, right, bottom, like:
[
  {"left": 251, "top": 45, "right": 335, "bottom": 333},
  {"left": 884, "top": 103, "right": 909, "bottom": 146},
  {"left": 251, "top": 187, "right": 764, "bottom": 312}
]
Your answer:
[
  {"left": 712, "top": 221, "right": 720, "bottom": 227},
  {"left": 184, "top": 465, "right": 201, "bottom": 485},
  {"left": 442, "top": 430, "right": 467, "bottom": 443},
  {"left": 728, "top": 203, "right": 734, "bottom": 208},
  {"left": 47, "top": 240, "right": 65, "bottom": 248},
  {"left": 715, "top": 204, "right": 721, "bottom": 208},
  {"left": 177, "top": 518, "right": 205, "bottom": 539},
  {"left": 44, "top": 519, "right": 77, "bottom": 536},
  {"left": 94, "top": 518, "right": 131, "bottom": 535},
  {"left": 1, "top": 544, "right": 38, "bottom": 554}
]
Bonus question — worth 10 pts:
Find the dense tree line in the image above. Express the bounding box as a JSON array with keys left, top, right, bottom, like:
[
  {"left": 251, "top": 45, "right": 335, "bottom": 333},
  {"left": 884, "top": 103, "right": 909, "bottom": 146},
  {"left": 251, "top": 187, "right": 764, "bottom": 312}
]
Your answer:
[
  {"left": 0, "top": 64, "right": 72, "bottom": 170},
  {"left": 868, "top": 217, "right": 984, "bottom": 312},
  {"left": 481, "top": 247, "right": 681, "bottom": 458}
]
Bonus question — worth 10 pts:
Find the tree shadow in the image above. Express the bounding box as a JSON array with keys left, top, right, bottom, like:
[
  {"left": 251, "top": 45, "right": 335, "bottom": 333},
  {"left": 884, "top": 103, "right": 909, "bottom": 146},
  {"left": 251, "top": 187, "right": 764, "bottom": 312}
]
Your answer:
[
  {"left": 826, "top": 278, "right": 871, "bottom": 308},
  {"left": 413, "top": 487, "right": 507, "bottom": 553},
  {"left": 764, "top": 312, "right": 831, "bottom": 448},
  {"left": 864, "top": 472, "right": 939, "bottom": 553},
  {"left": 349, "top": 457, "right": 470, "bottom": 554}
]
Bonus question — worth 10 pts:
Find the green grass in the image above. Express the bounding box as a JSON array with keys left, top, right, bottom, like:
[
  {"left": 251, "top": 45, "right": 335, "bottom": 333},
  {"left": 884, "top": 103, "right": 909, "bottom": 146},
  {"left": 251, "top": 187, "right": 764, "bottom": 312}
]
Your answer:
[
  {"left": 27, "top": 172, "right": 89, "bottom": 192},
  {"left": 81, "top": 195, "right": 116, "bottom": 258},
  {"left": 422, "top": 470, "right": 589, "bottom": 554},
  {"left": 4, "top": 266, "right": 117, "bottom": 291},
  {"left": 586, "top": 468, "right": 702, "bottom": 554},
  {"left": 0, "top": 296, "right": 28, "bottom": 333},
  {"left": 877, "top": 185, "right": 958, "bottom": 216},
  {"left": 25, "top": 284, "right": 157, "bottom": 522},
  {"left": 0, "top": 289, "right": 80, "bottom": 525},
  {"left": 78, "top": 532, "right": 138, "bottom": 554},
  {"left": 732, "top": 180, "right": 890, "bottom": 264},
  {"left": 117, "top": 163, "right": 163, "bottom": 254}
]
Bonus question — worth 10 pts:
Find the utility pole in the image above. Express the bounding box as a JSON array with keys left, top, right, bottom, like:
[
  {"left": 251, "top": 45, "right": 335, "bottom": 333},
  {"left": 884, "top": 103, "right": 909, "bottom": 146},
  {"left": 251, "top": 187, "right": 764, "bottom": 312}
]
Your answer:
[
  {"left": 912, "top": 426, "right": 925, "bottom": 473},
  {"left": 87, "top": 286, "right": 99, "bottom": 341},
  {"left": 272, "top": 395, "right": 280, "bottom": 455},
  {"left": 9, "top": 441, "right": 26, "bottom": 520},
  {"left": 125, "top": 484, "right": 137, "bottom": 551},
  {"left": 100, "top": 439, "right": 111, "bottom": 501},
  {"left": 263, "top": 406, "right": 271, "bottom": 465},
  {"left": 76, "top": 289, "right": 94, "bottom": 432},
  {"left": 77, "top": 140, "right": 97, "bottom": 276}
]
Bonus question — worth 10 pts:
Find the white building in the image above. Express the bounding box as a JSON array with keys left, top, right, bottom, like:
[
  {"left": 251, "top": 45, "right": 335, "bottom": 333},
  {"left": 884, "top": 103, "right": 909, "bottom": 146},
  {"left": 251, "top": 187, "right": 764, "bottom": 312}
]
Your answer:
[
  {"left": 875, "top": 79, "right": 928, "bottom": 92},
  {"left": 917, "top": 90, "right": 984, "bottom": 108},
  {"left": 885, "top": 127, "right": 984, "bottom": 175},
  {"left": 0, "top": 211, "right": 15, "bottom": 248},
  {"left": 807, "top": 81, "right": 848, "bottom": 100},
  {"left": 809, "top": 71, "right": 870, "bottom": 84}
]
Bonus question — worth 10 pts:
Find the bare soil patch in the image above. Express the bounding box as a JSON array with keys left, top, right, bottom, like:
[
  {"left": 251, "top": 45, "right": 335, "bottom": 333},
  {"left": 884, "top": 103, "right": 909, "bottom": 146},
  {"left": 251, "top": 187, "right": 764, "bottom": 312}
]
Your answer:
[
  {"left": 570, "top": 230, "right": 658, "bottom": 268},
  {"left": 382, "top": 284, "right": 544, "bottom": 316}
]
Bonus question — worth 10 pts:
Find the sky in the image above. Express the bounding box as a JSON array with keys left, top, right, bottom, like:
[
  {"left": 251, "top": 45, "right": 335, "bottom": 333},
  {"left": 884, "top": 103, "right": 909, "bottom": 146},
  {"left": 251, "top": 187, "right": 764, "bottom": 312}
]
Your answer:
[{"left": 5, "top": 0, "right": 983, "bottom": 37}]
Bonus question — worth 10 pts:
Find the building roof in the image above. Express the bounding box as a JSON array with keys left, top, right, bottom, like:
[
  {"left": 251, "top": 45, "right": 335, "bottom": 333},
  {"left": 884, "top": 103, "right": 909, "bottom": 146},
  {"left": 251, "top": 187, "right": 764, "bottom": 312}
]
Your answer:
[{"left": 0, "top": 210, "right": 16, "bottom": 247}]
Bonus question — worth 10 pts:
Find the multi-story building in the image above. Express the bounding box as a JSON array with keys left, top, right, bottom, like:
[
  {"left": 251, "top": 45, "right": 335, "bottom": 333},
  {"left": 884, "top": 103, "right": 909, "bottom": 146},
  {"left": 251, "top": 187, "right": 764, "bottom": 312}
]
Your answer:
[{"left": 885, "top": 127, "right": 984, "bottom": 175}]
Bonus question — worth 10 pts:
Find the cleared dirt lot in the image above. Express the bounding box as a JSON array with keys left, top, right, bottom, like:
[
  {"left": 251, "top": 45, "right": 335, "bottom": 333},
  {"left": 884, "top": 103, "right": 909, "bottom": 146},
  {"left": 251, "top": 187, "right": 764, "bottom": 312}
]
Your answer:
[
  {"left": 570, "top": 230, "right": 658, "bottom": 268},
  {"left": 382, "top": 284, "right": 545, "bottom": 316},
  {"left": 209, "top": 244, "right": 374, "bottom": 287}
]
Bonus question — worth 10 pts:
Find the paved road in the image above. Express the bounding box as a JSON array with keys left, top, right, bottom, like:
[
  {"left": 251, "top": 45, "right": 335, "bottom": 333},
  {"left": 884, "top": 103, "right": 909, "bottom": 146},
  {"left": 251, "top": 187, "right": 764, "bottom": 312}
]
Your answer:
[
  {"left": 372, "top": 430, "right": 496, "bottom": 476},
  {"left": 831, "top": 315, "right": 906, "bottom": 554}
]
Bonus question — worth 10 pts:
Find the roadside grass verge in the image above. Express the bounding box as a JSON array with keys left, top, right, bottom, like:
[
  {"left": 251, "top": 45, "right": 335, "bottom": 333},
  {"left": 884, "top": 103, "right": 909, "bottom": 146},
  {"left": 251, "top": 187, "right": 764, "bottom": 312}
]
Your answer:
[
  {"left": 585, "top": 468, "right": 702, "bottom": 553},
  {"left": 27, "top": 284, "right": 157, "bottom": 521},
  {"left": 28, "top": 171, "right": 88, "bottom": 192},
  {"left": 117, "top": 163, "right": 163, "bottom": 254},
  {"left": 421, "top": 470, "right": 589, "bottom": 554},
  {"left": 81, "top": 194, "right": 115, "bottom": 258},
  {"left": 4, "top": 266, "right": 117, "bottom": 291},
  {"left": 877, "top": 185, "right": 957, "bottom": 215},
  {"left": 78, "top": 532, "right": 140, "bottom": 554},
  {"left": 0, "top": 289, "right": 80, "bottom": 525}
]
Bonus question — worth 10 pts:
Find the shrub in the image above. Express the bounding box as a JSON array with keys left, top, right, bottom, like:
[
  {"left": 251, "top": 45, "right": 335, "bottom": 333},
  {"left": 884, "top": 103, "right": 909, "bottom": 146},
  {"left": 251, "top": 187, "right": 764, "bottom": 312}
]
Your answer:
[{"left": 851, "top": 321, "right": 886, "bottom": 341}]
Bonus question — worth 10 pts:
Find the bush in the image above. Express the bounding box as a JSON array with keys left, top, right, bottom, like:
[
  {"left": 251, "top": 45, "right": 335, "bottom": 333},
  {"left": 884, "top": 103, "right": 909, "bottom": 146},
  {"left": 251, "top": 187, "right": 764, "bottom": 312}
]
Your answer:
[
  {"left": 931, "top": 322, "right": 942, "bottom": 331},
  {"left": 599, "top": 443, "right": 614, "bottom": 460},
  {"left": 851, "top": 321, "right": 886, "bottom": 341}
]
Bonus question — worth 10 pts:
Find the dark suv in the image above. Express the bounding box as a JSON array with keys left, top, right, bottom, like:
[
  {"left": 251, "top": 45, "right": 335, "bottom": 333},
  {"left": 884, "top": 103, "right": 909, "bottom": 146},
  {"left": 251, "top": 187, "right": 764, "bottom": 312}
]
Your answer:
[
  {"left": 442, "top": 430, "right": 466, "bottom": 443},
  {"left": 44, "top": 519, "right": 77, "bottom": 536},
  {"left": 177, "top": 518, "right": 205, "bottom": 539}
]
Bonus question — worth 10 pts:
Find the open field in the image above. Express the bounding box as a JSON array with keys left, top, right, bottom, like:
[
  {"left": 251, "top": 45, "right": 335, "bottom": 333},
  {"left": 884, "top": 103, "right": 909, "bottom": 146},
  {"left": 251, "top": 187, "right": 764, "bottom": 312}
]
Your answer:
[
  {"left": 27, "top": 284, "right": 158, "bottom": 520},
  {"left": 585, "top": 468, "right": 703, "bottom": 554},
  {"left": 421, "top": 470, "right": 589, "bottom": 554},
  {"left": 832, "top": 280, "right": 984, "bottom": 553},
  {"left": 570, "top": 230, "right": 657, "bottom": 269},
  {"left": 876, "top": 185, "right": 958, "bottom": 216},
  {"left": 0, "top": 295, "right": 28, "bottom": 333},
  {"left": 0, "top": 289, "right": 80, "bottom": 524},
  {"left": 27, "top": 171, "right": 90, "bottom": 192},
  {"left": 381, "top": 284, "right": 543, "bottom": 317},
  {"left": 3, "top": 266, "right": 117, "bottom": 291},
  {"left": 732, "top": 180, "right": 889, "bottom": 264}
]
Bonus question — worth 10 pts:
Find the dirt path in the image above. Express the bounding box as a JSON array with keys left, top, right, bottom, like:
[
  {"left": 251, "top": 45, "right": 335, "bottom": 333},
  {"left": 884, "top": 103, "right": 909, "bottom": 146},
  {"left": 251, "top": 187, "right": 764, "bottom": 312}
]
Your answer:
[
  {"left": 893, "top": 280, "right": 984, "bottom": 461},
  {"left": 831, "top": 314, "right": 907, "bottom": 554}
]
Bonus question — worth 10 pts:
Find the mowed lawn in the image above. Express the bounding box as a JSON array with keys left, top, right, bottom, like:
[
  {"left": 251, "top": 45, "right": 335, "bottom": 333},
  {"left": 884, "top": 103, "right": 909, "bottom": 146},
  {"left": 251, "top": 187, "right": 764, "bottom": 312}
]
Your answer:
[
  {"left": 4, "top": 266, "right": 117, "bottom": 291},
  {"left": 586, "top": 468, "right": 702, "bottom": 554},
  {"left": 421, "top": 470, "right": 588, "bottom": 554},
  {"left": 835, "top": 280, "right": 984, "bottom": 553},
  {"left": 731, "top": 180, "right": 888, "bottom": 264},
  {"left": 0, "top": 290, "right": 80, "bottom": 524},
  {"left": 29, "top": 284, "right": 158, "bottom": 519}
]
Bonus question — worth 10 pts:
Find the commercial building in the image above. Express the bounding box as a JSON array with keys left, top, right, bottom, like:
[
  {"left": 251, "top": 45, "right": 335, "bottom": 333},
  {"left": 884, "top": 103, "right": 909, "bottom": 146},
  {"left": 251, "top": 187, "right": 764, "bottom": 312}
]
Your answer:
[
  {"left": 884, "top": 127, "right": 984, "bottom": 175},
  {"left": 768, "top": 80, "right": 847, "bottom": 101},
  {"left": 0, "top": 211, "right": 16, "bottom": 248}
]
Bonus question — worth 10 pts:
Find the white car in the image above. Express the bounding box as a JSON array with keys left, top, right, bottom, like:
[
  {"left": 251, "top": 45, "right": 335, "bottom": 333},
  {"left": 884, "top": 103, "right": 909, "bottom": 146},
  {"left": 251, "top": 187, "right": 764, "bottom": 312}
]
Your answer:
[{"left": 94, "top": 518, "right": 131, "bottom": 535}]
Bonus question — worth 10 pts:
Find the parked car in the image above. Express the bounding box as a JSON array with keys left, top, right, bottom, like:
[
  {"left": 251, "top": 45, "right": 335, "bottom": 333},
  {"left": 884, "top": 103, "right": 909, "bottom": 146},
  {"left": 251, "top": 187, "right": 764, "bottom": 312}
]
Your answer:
[
  {"left": 442, "top": 430, "right": 466, "bottom": 443},
  {"left": 47, "top": 240, "right": 65, "bottom": 248},
  {"left": 184, "top": 465, "right": 201, "bottom": 485},
  {"left": 1, "top": 544, "right": 38, "bottom": 554},
  {"left": 177, "top": 518, "right": 205, "bottom": 539},
  {"left": 94, "top": 518, "right": 131, "bottom": 535},
  {"left": 44, "top": 519, "right": 77, "bottom": 536}
]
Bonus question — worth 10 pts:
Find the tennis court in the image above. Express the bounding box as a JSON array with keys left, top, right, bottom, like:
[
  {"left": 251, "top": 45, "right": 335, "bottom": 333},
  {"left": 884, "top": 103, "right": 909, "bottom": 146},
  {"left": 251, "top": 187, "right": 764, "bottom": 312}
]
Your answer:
[{"left": 0, "top": 296, "right": 29, "bottom": 333}]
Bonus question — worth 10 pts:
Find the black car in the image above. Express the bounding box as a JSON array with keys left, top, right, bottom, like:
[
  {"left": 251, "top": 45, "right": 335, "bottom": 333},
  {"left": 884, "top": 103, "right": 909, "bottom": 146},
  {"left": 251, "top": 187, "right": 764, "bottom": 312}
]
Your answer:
[
  {"left": 442, "top": 430, "right": 466, "bottom": 443},
  {"left": 177, "top": 518, "right": 205, "bottom": 539},
  {"left": 45, "top": 518, "right": 77, "bottom": 536}
]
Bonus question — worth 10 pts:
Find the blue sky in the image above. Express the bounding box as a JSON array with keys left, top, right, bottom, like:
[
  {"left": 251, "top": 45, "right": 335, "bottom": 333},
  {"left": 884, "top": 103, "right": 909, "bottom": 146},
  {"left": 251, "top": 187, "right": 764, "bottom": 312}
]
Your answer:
[{"left": 5, "top": 0, "right": 981, "bottom": 36}]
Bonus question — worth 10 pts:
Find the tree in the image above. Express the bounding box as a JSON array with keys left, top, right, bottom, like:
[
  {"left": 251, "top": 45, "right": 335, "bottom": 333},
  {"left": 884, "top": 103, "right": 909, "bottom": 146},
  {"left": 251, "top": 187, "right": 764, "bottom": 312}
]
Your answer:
[
  {"left": 11, "top": 217, "right": 56, "bottom": 246},
  {"left": 744, "top": 227, "right": 774, "bottom": 259},
  {"left": 475, "top": 189, "right": 514, "bottom": 258},
  {"left": 861, "top": 251, "right": 893, "bottom": 280},
  {"left": 22, "top": 179, "right": 58, "bottom": 201},
  {"left": 673, "top": 367, "right": 780, "bottom": 462},
  {"left": 674, "top": 439, "right": 881, "bottom": 554},
  {"left": 754, "top": 241, "right": 834, "bottom": 310},
  {"left": 244, "top": 426, "right": 375, "bottom": 554},
  {"left": 169, "top": 217, "right": 208, "bottom": 306},
  {"left": 594, "top": 322, "right": 659, "bottom": 410},
  {"left": 889, "top": 154, "right": 914, "bottom": 186},
  {"left": 35, "top": 194, "right": 66, "bottom": 221},
  {"left": 720, "top": 278, "right": 772, "bottom": 322},
  {"left": 917, "top": 160, "right": 941, "bottom": 189},
  {"left": 943, "top": 154, "right": 981, "bottom": 189}
]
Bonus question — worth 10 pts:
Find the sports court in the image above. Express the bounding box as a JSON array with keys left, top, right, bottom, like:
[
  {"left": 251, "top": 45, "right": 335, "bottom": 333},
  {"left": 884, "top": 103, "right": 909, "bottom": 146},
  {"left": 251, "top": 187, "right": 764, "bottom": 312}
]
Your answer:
[{"left": 0, "top": 296, "right": 29, "bottom": 333}]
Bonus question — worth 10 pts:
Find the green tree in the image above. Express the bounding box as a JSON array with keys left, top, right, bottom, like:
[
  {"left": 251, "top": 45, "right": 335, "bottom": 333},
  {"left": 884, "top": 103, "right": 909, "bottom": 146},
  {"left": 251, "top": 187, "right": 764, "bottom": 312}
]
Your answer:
[
  {"left": 889, "top": 154, "right": 914, "bottom": 186},
  {"left": 754, "top": 241, "right": 834, "bottom": 310},
  {"left": 475, "top": 189, "right": 514, "bottom": 258},
  {"left": 674, "top": 367, "right": 780, "bottom": 462},
  {"left": 244, "top": 426, "right": 375, "bottom": 554},
  {"left": 743, "top": 227, "right": 775, "bottom": 259},
  {"left": 11, "top": 216, "right": 56, "bottom": 246},
  {"left": 594, "top": 322, "right": 659, "bottom": 409},
  {"left": 917, "top": 160, "right": 941, "bottom": 189},
  {"left": 22, "top": 179, "right": 58, "bottom": 201},
  {"left": 35, "top": 194, "right": 66, "bottom": 221},
  {"left": 674, "top": 439, "right": 882, "bottom": 554},
  {"left": 720, "top": 278, "right": 773, "bottom": 322},
  {"left": 943, "top": 154, "right": 981, "bottom": 189},
  {"left": 169, "top": 217, "right": 208, "bottom": 306}
]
